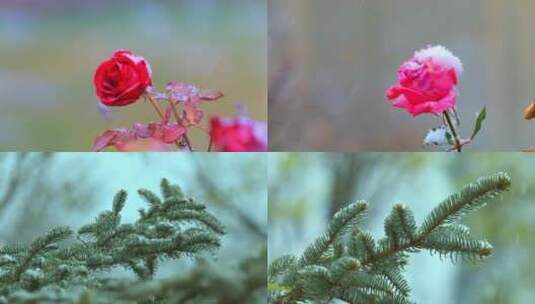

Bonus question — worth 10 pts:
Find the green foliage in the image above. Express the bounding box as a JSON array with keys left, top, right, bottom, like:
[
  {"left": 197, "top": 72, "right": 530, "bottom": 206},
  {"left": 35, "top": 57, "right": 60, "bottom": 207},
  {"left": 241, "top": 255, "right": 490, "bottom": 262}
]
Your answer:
[
  {"left": 0, "top": 179, "right": 227, "bottom": 304},
  {"left": 471, "top": 107, "right": 487, "bottom": 140},
  {"left": 75, "top": 248, "right": 266, "bottom": 304},
  {"left": 268, "top": 173, "right": 511, "bottom": 304}
]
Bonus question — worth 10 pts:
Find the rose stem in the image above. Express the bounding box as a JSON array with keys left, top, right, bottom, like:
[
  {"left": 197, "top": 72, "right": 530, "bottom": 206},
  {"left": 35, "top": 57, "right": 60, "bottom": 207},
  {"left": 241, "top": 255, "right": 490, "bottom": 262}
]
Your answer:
[
  {"left": 145, "top": 94, "right": 183, "bottom": 150},
  {"left": 166, "top": 99, "right": 193, "bottom": 152},
  {"left": 145, "top": 94, "right": 165, "bottom": 119},
  {"left": 192, "top": 126, "right": 213, "bottom": 152},
  {"left": 207, "top": 136, "right": 213, "bottom": 152},
  {"left": 443, "top": 110, "right": 462, "bottom": 152}
]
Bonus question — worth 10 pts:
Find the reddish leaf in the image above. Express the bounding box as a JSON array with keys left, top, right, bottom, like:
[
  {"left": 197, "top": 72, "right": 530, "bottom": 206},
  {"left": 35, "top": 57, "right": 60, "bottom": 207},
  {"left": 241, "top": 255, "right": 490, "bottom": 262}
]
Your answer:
[
  {"left": 132, "top": 123, "right": 151, "bottom": 138},
  {"left": 113, "top": 129, "right": 137, "bottom": 144},
  {"left": 166, "top": 81, "right": 201, "bottom": 103},
  {"left": 181, "top": 101, "right": 204, "bottom": 127},
  {"left": 166, "top": 81, "right": 223, "bottom": 103},
  {"left": 94, "top": 119, "right": 185, "bottom": 151},
  {"left": 200, "top": 89, "right": 224, "bottom": 101},
  {"left": 116, "top": 138, "right": 172, "bottom": 152},
  {"left": 92, "top": 130, "right": 118, "bottom": 152},
  {"left": 148, "top": 122, "right": 185, "bottom": 144}
]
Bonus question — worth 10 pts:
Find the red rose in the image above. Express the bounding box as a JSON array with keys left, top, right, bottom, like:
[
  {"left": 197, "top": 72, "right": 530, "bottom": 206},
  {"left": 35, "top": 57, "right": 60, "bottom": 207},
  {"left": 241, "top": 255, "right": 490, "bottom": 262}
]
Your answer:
[
  {"left": 93, "top": 50, "right": 152, "bottom": 107},
  {"left": 210, "top": 116, "right": 267, "bottom": 152}
]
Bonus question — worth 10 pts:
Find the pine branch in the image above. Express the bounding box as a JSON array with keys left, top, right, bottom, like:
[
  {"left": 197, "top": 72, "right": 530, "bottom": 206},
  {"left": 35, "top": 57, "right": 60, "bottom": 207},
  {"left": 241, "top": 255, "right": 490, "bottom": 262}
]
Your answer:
[{"left": 269, "top": 173, "right": 511, "bottom": 304}]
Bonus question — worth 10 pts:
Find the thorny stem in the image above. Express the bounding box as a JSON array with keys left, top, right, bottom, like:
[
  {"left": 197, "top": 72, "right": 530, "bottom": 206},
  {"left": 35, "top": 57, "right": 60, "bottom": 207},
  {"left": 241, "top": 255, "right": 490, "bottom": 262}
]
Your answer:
[
  {"left": 166, "top": 99, "right": 193, "bottom": 152},
  {"left": 444, "top": 110, "right": 462, "bottom": 152}
]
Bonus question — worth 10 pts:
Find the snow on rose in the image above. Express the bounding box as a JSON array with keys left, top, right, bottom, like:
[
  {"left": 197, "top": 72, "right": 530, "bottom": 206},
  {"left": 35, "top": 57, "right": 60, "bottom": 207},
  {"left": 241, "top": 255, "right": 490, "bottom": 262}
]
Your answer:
[{"left": 92, "top": 50, "right": 267, "bottom": 152}]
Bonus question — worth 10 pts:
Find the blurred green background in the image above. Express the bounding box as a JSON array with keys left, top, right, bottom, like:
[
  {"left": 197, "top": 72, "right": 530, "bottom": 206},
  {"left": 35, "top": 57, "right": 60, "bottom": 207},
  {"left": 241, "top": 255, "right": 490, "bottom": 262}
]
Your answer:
[
  {"left": 0, "top": 152, "right": 266, "bottom": 301},
  {"left": 269, "top": 153, "right": 535, "bottom": 303},
  {"left": 269, "top": 0, "right": 535, "bottom": 151},
  {"left": 0, "top": 0, "right": 266, "bottom": 150}
]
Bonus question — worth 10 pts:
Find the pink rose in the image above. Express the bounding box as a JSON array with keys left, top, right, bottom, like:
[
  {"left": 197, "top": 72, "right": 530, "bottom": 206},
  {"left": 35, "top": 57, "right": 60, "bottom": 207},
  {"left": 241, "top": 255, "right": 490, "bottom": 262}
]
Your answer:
[{"left": 386, "top": 45, "right": 463, "bottom": 117}]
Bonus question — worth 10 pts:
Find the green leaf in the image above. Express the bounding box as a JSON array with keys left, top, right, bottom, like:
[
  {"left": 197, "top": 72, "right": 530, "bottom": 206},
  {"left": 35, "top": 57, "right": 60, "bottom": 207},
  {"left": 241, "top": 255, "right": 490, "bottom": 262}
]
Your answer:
[
  {"left": 471, "top": 107, "right": 487, "bottom": 139},
  {"left": 445, "top": 131, "right": 454, "bottom": 145}
]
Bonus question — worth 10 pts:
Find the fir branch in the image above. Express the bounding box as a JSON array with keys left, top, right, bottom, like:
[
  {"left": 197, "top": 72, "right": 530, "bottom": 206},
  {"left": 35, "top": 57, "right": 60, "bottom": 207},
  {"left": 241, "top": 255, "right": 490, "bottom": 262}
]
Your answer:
[
  {"left": 74, "top": 249, "right": 266, "bottom": 304},
  {"left": 360, "top": 173, "right": 510, "bottom": 267},
  {"left": 421, "top": 227, "right": 493, "bottom": 262},
  {"left": 112, "top": 190, "right": 127, "bottom": 215},
  {"left": 167, "top": 210, "right": 226, "bottom": 235},
  {"left": 0, "top": 178, "right": 235, "bottom": 304},
  {"left": 269, "top": 173, "right": 511, "bottom": 304},
  {"left": 12, "top": 226, "right": 73, "bottom": 283},
  {"left": 160, "top": 178, "right": 184, "bottom": 201},
  {"left": 384, "top": 204, "right": 417, "bottom": 244},
  {"left": 300, "top": 202, "right": 367, "bottom": 266},
  {"left": 137, "top": 189, "right": 162, "bottom": 207},
  {"left": 269, "top": 255, "right": 297, "bottom": 281},
  {"left": 420, "top": 172, "right": 511, "bottom": 235},
  {"left": 381, "top": 267, "right": 411, "bottom": 297}
]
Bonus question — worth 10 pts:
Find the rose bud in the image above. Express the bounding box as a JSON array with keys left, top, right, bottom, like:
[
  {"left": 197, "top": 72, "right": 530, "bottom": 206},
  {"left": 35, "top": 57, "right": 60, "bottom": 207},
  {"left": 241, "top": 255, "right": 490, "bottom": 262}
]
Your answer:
[
  {"left": 93, "top": 50, "right": 152, "bottom": 106},
  {"left": 523, "top": 101, "right": 535, "bottom": 120},
  {"left": 386, "top": 45, "right": 463, "bottom": 117},
  {"left": 210, "top": 116, "right": 267, "bottom": 152}
]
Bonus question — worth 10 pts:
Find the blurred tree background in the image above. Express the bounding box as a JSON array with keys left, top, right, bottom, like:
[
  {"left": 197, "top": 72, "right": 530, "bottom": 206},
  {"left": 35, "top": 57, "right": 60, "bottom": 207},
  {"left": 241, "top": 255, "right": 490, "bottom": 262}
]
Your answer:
[
  {"left": 269, "top": 0, "right": 535, "bottom": 151},
  {"left": 0, "top": 152, "right": 267, "bottom": 302},
  {"left": 269, "top": 153, "right": 535, "bottom": 304},
  {"left": 0, "top": 0, "right": 266, "bottom": 150}
]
